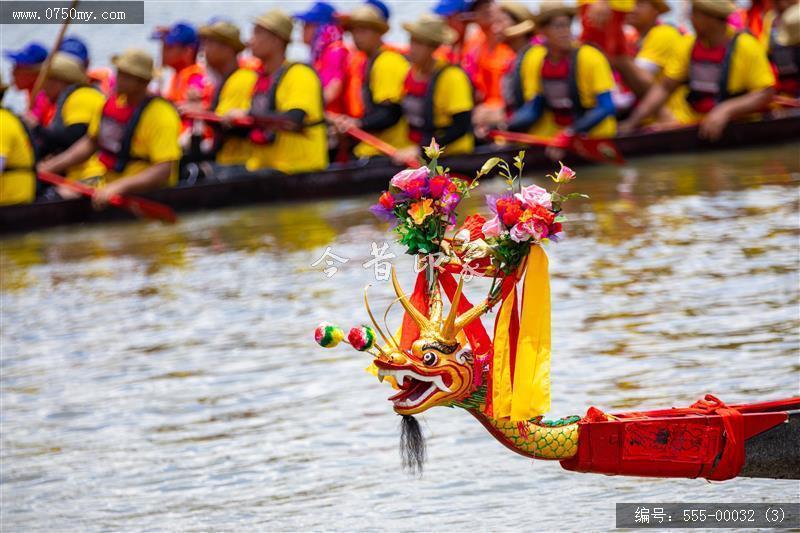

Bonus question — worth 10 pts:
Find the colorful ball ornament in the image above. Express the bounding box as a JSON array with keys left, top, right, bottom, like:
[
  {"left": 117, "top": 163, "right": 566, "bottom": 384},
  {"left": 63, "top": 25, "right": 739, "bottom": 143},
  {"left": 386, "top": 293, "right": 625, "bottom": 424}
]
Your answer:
[
  {"left": 315, "top": 322, "right": 344, "bottom": 348},
  {"left": 348, "top": 325, "right": 376, "bottom": 351}
]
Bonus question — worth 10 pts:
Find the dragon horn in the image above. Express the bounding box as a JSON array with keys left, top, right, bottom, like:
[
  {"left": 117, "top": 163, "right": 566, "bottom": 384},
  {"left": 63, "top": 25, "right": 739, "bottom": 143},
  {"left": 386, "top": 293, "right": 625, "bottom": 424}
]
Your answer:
[
  {"left": 441, "top": 276, "right": 464, "bottom": 340},
  {"left": 452, "top": 300, "right": 490, "bottom": 336},
  {"left": 364, "top": 285, "right": 400, "bottom": 352},
  {"left": 390, "top": 266, "right": 432, "bottom": 331},
  {"left": 428, "top": 287, "right": 444, "bottom": 326}
]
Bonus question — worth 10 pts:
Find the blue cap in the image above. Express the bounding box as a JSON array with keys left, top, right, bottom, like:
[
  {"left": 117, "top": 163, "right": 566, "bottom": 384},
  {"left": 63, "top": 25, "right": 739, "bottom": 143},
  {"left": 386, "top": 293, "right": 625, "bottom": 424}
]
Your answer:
[
  {"left": 151, "top": 22, "right": 199, "bottom": 46},
  {"left": 433, "top": 0, "right": 467, "bottom": 16},
  {"left": 3, "top": 42, "right": 48, "bottom": 66},
  {"left": 60, "top": 36, "right": 89, "bottom": 65},
  {"left": 294, "top": 2, "right": 336, "bottom": 24},
  {"left": 366, "top": 0, "right": 390, "bottom": 20}
]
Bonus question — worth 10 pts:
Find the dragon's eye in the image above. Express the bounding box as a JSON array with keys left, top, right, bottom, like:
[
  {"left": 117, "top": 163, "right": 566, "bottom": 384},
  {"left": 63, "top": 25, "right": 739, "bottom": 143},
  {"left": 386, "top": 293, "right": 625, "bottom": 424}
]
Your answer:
[{"left": 422, "top": 352, "right": 438, "bottom": 366}]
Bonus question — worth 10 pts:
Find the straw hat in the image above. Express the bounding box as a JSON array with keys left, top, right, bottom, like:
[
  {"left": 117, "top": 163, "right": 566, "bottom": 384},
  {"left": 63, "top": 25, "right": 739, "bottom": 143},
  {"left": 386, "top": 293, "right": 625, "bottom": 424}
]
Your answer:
[
  {"left": 254, "top": 9, "right": 294, "bottom": 42},
  {"left": 504, "top": 19, "right": 536, "bottom": 39},
  {"left": 501, "top": 1, "right": 533, "bottom": 23},
  {"left": 535, "top": 0, "right": 577, "bottom": 27},
  {"left": 112, "top": 48, "right": 156, "bottom": 81},
  {"left": 199, "top": 20, "right": 246, "bottom": 52},
  {"left": 777, "top": 4, "right": 800, "bottom": 47},
  {"left": 648, "top": 0, "right": 670, "bottom": 14},
  {"left": 48, "top": 52, "right": 87, "bottom": 84},
  {"left": 690, "top": 0, "right": 736, "bottom": 20},
  {"left": 501, "top": 1, "right": 535, "bottom": 39},
  {"left": 340, "top": 5, "right": 390, "bottom": 34},
  {"left": 402, "top": 13, "right": 457, "bottom": 46}
]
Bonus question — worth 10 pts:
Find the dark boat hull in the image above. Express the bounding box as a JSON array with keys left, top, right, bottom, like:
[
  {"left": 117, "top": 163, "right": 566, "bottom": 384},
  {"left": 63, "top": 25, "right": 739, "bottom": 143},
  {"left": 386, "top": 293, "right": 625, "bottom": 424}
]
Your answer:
[{"left": 3, "top": 114, "right": 799, "bottom": 234}]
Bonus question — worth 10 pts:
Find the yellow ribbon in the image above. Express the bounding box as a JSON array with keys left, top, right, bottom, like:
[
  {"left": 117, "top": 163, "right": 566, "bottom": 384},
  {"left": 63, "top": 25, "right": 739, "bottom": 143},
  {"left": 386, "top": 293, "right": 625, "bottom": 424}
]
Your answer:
[
  {"left": 491, "top": 246, "right": 552, "bottom": 421},
  {"left": 511, "top": 246, "right": 551, "bottom": 420}
]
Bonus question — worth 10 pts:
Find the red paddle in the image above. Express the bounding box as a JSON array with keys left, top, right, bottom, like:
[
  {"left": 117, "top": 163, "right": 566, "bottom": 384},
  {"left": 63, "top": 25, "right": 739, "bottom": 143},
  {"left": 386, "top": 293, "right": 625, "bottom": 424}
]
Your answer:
[
  {"left": 488, "top": 129, "right": 625, "bottom": 165},
  {"left": 38, "top": 170, "right": 177, "bottom": 224}
]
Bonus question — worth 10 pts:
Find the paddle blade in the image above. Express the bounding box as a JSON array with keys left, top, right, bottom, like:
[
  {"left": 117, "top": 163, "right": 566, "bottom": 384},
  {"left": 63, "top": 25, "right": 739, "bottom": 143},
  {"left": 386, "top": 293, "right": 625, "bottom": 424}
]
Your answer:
[{"left": 571, "top": 137, "right": 626, "bottom": 165}]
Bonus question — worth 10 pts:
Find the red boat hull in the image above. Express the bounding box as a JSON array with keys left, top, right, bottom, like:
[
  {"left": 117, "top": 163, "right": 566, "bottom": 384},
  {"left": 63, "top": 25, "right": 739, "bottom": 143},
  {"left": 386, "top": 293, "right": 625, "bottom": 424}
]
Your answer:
[{"left": 560, "top": 397, "right": 800, "bottom": 480}]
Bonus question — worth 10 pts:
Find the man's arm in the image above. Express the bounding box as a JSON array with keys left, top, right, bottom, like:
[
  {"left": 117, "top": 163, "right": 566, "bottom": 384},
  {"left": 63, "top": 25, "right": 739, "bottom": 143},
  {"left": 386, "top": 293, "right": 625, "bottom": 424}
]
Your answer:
[
  {"left": 38, "top": 135, "right": 97, "bottom": 174},
  {"left": 698, "top": 87, "right": 774, "bottom": 141},
  {"left": 620, "top": 77, "right": 680, "bottom": 132},
  {"left": 614, "top": 56, "right": 658, "bottom": 99},
  {"left": 92, "top": 161, "right": 172, "bottom": 209}
]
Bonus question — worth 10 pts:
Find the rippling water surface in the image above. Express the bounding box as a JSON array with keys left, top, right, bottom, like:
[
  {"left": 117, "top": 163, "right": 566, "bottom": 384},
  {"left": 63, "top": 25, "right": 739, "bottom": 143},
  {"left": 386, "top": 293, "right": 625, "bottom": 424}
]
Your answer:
[{"left": 2, "top": 145, "right": 799, "bottom": 530}]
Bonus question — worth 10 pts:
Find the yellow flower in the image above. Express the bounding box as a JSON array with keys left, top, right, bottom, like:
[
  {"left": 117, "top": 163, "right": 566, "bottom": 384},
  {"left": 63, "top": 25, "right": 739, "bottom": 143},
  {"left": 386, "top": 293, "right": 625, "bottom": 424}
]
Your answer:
[{"left": 409, "top": 198, "right": 434, "bottom": 225}]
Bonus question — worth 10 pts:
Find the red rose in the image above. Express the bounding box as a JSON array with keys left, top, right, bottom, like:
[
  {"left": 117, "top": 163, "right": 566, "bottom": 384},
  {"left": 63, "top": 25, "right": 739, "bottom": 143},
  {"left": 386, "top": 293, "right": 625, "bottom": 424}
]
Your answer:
[
  {"left": 528, "top": 203, "right": 556, "bottom": 225},
  {"left": 378, "top": 191, "right": 395, "bottom": 209},
  {"left": 496, "top": 197, "right": 524, "bottom": 227},
  {"left": 551, "top": 222, "right": 563, "bottom": 234},
  {"left": 428, "top": 175, "right": 454, "bottom": 199}
]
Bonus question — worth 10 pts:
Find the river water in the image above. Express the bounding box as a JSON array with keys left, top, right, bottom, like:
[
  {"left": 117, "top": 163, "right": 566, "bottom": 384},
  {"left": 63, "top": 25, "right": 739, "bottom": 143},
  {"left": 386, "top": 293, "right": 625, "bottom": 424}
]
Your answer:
[{"left": 1, "top": 143, "right": 799, "bottom": 530}]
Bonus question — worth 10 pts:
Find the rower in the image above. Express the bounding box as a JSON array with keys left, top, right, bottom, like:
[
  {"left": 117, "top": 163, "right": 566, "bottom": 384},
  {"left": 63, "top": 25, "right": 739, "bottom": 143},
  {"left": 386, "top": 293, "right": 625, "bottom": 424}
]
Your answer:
[
  {"left": 612, "top": 0, "right": 684, "bottom": 123},
  {"left": 244, "top": 10, "right": 328, "bottom": 173},
  {"left": 294, "top": 2, "right": 350, "bottom": 115},
  {"left": 393, "top": 14, "right": 474, "bottom": 164},
  {"left": 506, "top": 1, "right": 617, "bottom": 158},
  {"left": 33, "top": 52, "right": 105, "bottom": 185},
  {"left": 433, "top": 0, "right": 471, "bottom": 65},
  {"left": 332, "top": 4, "right": 411, "bottom": 158},
  {"left": 461, "top": 0, "right": 516, "bottom": 112},
  {"left": 151, "top": 22, "right": 212, "bottom": 109},
  {"left": 3, "top": 42, "right": 53, "bottom": 126},
  {"left": 59, "top": 36, "right": 115, "bottom": 97},
  {"left": 579, "top": 0, "right": 634, "bottom": 57},
  {"left": 621, "top": 0, "right": 776, "bottom": 141},
  {"left": 198, "top": 19, "right": 258, "bottom": 174},
  {"left": 767, "top": 2, "right": 799, "bottom": 98},
  {"left": 486, "top": 2, "right": 543, "bottom": 131},
  {"left": 0, "top": 75, "right": 36, "bottom": 205},
  {"left": 38, "top": 49, "right": 182, "bottom": 210}
]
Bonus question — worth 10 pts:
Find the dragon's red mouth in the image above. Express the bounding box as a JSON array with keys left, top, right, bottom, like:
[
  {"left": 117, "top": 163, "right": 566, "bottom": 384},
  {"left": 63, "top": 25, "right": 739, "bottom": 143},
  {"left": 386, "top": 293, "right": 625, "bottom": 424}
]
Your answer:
[{"left": 376, "top": 365, "right": 454, "bottom": 410}]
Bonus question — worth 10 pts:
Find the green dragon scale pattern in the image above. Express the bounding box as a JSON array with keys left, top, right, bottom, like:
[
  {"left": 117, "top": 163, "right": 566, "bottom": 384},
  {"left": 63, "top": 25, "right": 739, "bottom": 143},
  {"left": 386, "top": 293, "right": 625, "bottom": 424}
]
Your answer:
[{"left": 453, "top": 386, "right": 581, "bottom": 459}]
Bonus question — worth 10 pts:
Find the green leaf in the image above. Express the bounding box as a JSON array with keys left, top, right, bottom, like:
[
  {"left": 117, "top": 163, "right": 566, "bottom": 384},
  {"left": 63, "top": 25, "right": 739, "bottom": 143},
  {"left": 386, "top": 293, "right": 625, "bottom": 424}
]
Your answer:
[
  {"left": 562, "top": 192, "right": 590, "bottom": 200},
  {"left": 477, "top": 157, "right": 502, "bottom": 178}
]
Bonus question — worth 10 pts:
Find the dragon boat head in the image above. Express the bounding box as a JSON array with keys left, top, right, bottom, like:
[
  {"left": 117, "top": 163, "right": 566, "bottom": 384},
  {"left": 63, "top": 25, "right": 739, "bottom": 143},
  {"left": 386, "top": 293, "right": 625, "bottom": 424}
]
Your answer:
[{"left": 365, "top": 267, "right": 489, "bottom": 416}]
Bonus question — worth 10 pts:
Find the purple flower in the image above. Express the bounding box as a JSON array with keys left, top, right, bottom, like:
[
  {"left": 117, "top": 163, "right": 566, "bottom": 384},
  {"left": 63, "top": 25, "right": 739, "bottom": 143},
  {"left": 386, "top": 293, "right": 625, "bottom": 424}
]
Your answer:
[{"left": 369, "top": 204, "right": 398, "bottom": 227}]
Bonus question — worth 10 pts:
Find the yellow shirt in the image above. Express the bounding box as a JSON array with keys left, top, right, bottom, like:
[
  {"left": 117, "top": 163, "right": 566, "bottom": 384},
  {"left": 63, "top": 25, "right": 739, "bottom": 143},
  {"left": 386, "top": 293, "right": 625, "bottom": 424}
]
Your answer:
[
  {"left": 58, "top": 86, "right": 106, "bottom": 181},
  {"left": 89, "top": 96, "right": 182, "bottom": 186},
  {"left": 214, "top": 67, "right": 258, "bottom": 166},
  {"left": 432, "top": 62, "right": 475, "bottom": 155},
  {"left": 526, "top": 45, "right": 617, "bottom": 139},
  {"left": 579, "top": 0, "right": 635, "bottom": 12},
  {"left": 247, "top": 63, "right": 328, "bottom": 174},
  {"left": 0, "top": 108, "right": 36, "bottom": 205},
  {"left": 520, "top": 45, "right": 548, "bottom": 102},
  {"left": 664, "top": 31, "right": 776, "bottom": 124},
  {"left": 354, "top": 49, "right": 412, "bottom": 158},
  {"left": 636, "top": 24, "right": 688, "bottom": 121}
]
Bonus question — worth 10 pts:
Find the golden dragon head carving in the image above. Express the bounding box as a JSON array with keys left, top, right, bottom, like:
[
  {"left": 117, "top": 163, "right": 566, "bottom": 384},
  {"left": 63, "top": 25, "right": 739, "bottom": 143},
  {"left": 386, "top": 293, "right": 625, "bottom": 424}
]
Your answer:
[{"left": 362, "top": 267, "right": 490, "bottom": 416}]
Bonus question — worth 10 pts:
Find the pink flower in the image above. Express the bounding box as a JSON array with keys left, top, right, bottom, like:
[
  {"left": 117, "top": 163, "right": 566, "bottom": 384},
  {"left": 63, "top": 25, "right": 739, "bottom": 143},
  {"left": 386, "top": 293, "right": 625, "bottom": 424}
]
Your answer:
[
  {"left": 482, "top": 215, "right": 503, "bottom": 238},
  {"left": 390, "top": 167, "right": 429, "bottom": 192},
  {"left": 429, "top": 175, "right": 454, "bottom": 199},
  {"left": 510, "top": 218, "right": 550, "bottom": 243},
  {"left": 554, "top": 163, "right": 576, "bottom": 183},
  {"left": 515, "top": 184, "right": 552, "bottom": 209}
]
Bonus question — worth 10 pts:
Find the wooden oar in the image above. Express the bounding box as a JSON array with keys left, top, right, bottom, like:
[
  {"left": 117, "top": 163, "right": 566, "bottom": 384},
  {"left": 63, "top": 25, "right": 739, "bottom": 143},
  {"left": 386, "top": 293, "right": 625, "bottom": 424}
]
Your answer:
[
  {"left": 38, "top": 171, "right": 177, "bottom": 223},
  {"left": 488, "top": 129, "right": 625, "bottom": 165},
  {"left": 773, "top": 95, "right": 800, "bottom": 108},
  {"left": 325, "top": 112, "right": 420, "bottom": 168},
  {"left": 29, "top": 0, "right": 80, "bottom": 113}
]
